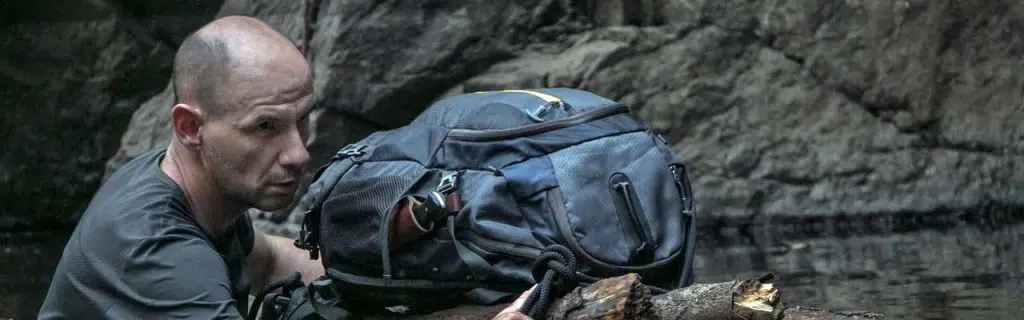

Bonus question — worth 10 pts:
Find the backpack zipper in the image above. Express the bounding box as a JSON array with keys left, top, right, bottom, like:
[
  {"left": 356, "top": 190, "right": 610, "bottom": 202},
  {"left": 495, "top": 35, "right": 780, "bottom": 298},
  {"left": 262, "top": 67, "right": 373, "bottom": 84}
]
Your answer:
[
  {"left": 380, "top": 200, "right": 399, "bottom": 283},
  {"left": 546, "top": 187, "right": 684, "bottom": 275},
  {"left": 462, "top": 233, "right": 542, "bottom": 261},
  {"left": 547, "top": 187, "right": 625, "bottom": 270},
  {"left": 446, "top": 104, "right": 629, "bottom": 141}
]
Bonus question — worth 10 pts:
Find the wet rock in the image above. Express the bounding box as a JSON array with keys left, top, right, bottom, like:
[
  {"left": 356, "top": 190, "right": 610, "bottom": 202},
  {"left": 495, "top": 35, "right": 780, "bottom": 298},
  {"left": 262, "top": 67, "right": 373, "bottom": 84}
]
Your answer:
[
  {"left": 0, "top": 0, "right": 221, "bottom": 228},
  {"left": 442, "top": 0, "right": 1024, "bottom": 223},
  {"left": 97, "top": 0, "right": 1024, "bottom": 236}
]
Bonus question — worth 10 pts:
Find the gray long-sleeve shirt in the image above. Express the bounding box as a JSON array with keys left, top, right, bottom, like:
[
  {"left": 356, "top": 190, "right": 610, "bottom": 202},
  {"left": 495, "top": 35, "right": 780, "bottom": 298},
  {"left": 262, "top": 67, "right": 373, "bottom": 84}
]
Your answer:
[{"left": 39, "top": 149, "right": 254, "bottom": 319}]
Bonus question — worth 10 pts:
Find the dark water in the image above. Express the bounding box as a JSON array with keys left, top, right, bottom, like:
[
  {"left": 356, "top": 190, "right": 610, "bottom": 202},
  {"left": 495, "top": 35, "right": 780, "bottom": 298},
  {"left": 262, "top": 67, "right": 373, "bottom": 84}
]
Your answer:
[
  {"left": 692, "top": 209, "right": 1024, "bottom": 320},
  {"left": 3, "top": 210, "right": 1023, "bottom": 319},
  {"left": 0, "top": 229, "right": 69, "bottom": 319}
]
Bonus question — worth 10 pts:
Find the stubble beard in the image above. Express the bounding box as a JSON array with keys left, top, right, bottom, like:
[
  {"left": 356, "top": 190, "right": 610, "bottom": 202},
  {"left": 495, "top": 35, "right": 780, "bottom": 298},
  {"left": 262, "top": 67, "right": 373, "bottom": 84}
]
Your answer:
[
  {"left": 204, "top": 152, "right": 293, "bottom": 213},
  {"left": 225, "top": 171, "right": 293, "bottom": 212}
]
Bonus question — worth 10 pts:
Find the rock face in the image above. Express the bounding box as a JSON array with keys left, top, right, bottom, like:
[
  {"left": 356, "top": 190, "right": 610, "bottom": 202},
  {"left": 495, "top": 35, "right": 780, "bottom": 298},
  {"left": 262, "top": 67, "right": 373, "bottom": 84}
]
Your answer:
[
  {"left": 450, "top": 0, "right": 1024, "bottom": 224},
  {"left": 0, "top": 0, "right": 221, "bottom": 229},
  {"left": 104, "top": 0, "right": 1023, "bottom": 237}
]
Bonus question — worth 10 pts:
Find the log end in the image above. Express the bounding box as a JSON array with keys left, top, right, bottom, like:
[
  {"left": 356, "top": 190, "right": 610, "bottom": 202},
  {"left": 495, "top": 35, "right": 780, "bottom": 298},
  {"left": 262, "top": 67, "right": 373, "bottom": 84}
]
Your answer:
[
  {"left": 549, "top": 273, "right": 656, "bottom": 320},
  {"left": 732, "top": 273, "right": 783, "bottom": 320}
]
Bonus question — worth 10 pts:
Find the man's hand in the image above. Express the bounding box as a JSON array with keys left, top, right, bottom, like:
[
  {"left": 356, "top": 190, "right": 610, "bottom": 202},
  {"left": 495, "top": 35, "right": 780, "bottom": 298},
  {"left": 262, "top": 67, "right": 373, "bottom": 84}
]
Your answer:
[
  {"left": 248, "top": 229, "right": 326, "bottom": 292},
  {"left": 493, "top": 285, "right": 537, "bottom": 320}
]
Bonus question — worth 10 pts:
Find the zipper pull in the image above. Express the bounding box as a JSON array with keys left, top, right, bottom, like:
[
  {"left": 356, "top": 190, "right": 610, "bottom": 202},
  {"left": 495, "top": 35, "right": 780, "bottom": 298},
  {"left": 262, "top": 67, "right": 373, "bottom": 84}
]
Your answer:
[
  {"left": 335, "top": 143, "right": 367, "bottom": 159},
  {"left": 609, "top": 173, "right": 655, "bottom": 264},
  {"left": 437, "top": 171, "right": 462, "bottom": 194},
  {"left": 671, "top": 164, "right": 694, "bottom": 214},
  {"left": 618, "top": 183, "right": 655, "bottom": 263}
]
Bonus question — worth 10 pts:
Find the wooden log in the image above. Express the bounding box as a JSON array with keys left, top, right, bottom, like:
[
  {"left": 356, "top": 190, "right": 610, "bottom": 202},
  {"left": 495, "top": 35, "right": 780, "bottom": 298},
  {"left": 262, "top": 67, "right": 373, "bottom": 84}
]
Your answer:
[
  {"left": 364, "top": 274, "right": 653, "bottom": 320},
  {"left": 651, "top": 273, "right": 780, "bottom": 320},
  {"left": 366, "top": 273, "right": 884, "bottom": 320},
  {"left": 546, "top": 273, "right": 655, "bottom": 320}
]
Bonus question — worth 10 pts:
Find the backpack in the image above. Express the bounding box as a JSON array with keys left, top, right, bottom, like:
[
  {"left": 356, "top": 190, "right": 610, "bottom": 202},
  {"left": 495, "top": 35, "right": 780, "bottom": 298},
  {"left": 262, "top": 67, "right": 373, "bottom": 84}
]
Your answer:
[{"left": 285, "top": 88, "right": 697, "bottom": 318}]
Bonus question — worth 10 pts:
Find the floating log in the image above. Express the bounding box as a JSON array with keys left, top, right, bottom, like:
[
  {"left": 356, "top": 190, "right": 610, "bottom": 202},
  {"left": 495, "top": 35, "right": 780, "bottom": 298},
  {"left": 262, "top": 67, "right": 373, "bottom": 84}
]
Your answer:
[{"left": 367, "top": 273, "right": 884, "bottom": 320}]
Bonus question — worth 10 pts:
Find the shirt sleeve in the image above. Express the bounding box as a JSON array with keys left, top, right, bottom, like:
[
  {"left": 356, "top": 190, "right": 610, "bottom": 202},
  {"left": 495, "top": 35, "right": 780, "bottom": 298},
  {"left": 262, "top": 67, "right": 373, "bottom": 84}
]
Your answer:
[{"left": 105, "top": 228, "right": 245, "bottom": 319}]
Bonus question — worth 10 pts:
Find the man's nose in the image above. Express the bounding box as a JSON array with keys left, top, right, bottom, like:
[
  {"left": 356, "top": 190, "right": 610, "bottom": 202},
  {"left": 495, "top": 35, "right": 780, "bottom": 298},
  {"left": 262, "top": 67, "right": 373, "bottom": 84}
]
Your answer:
[{"left": 280, "top": 128, "right": 311, "bottom": 171}]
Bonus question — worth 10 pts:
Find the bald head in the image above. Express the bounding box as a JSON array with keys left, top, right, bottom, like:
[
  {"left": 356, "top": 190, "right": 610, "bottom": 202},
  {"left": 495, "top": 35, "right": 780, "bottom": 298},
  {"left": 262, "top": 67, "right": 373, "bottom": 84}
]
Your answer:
[{"left": 172, "top": 16, "right": 311, "bottom": 118}]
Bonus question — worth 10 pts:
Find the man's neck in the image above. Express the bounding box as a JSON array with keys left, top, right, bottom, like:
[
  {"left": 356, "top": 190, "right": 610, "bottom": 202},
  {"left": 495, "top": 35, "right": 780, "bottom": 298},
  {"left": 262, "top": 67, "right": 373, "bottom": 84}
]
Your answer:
[{"left": 160, "top": 144, "right": 246, "bottom": 237}]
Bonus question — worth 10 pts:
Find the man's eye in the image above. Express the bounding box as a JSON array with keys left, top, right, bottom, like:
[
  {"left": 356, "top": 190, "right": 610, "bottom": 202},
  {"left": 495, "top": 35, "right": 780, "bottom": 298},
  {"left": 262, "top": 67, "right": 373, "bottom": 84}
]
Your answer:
[{"left": 256, "top": 120, "right": 274, "bottom": 131}]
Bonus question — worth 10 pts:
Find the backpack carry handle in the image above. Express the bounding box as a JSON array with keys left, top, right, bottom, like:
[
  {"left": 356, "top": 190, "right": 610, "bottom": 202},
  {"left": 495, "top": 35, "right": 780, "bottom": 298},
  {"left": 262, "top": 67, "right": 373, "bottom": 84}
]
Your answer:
[{"left": 499, "top": 89, "right": 576, "bottom": 122}]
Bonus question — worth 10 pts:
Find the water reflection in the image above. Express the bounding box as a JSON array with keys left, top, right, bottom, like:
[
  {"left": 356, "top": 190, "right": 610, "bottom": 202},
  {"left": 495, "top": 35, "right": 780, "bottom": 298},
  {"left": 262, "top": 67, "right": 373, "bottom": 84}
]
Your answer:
[
  {"left": 694, "top": 208, "right": 1024, "bottom": 320},
  {"left": 0, "top": 229, "right": 69, "bottom": 319},
  {"left": 3, "top": 208, "right": 1022, "bottom": 319}
]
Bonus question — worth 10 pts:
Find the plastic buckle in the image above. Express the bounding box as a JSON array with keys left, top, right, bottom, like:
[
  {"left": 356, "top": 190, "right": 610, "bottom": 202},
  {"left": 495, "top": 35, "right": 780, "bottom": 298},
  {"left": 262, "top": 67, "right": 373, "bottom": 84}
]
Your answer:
[
  {"left": 260, "top": 292, "right": 288, "bottom": 320},
  {"left": 292, "top": 209, "right": 320, "bottom": 260},
  {"left": 335, "top": 144, "right": 367, "bottom": 158},
  {"left": 529, "top": 101, "right": 564, "bottom": 122},
  {"left": 311, "top": 278, "right": 340, "bottom": 302},
  {"left": 437, "top": 172, "right": 460, "bottom": 194}
]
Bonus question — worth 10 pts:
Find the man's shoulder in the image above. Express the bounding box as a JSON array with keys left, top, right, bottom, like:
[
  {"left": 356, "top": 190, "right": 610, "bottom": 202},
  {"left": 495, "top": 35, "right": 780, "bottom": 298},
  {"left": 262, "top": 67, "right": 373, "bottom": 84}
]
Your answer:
[
  {"left": 77, "top": 148, "right": 200, "bottom": 243},
  {"left": 99, "top": 148, "right": 173, "bottom": 195},
  {"left": 41, "top": 149, "right": 215, "bottom": 318}
]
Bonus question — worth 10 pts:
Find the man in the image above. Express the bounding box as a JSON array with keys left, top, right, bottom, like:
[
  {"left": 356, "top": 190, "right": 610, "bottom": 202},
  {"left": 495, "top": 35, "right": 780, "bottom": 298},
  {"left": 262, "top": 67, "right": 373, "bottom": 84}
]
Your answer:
[
  {"left": 38, "top": 15, "right": 323, "bottom": 319},
  {"left": 39, "top": 16, "right": 533, "bottom": 319}
]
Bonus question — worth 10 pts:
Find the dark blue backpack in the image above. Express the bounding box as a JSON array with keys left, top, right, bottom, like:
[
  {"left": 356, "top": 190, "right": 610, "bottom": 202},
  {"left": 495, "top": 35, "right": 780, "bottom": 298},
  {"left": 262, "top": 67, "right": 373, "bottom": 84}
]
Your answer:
[{"left": 287, "top": 88, "right": 697, "bottom": 318}]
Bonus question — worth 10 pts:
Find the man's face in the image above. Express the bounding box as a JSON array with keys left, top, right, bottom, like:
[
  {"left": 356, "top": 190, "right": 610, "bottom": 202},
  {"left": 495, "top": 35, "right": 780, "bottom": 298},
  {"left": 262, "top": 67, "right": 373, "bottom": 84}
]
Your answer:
[{"left": 199, "top": 64, "right": 314, "bottom": 212}]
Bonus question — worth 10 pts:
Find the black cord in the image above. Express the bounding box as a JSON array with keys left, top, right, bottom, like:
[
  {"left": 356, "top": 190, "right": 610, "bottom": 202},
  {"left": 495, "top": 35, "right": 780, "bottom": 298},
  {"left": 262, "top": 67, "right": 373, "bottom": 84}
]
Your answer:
[
  {"left": 519, "top": 245, "right": 598, "bottom": 318},
  {"left": 518, "top": 245, "right": 673, "bottom": 318},
  {"left": 248, "top": 272, "right": 304, "bottom": 320}
]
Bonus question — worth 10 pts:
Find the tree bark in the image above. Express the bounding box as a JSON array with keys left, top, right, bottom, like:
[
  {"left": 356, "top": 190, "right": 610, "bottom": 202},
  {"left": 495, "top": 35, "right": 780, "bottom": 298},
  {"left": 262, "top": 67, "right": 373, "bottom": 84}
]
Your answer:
[{"left": 367, "top": 273, "right": 884, "bottom": 320}]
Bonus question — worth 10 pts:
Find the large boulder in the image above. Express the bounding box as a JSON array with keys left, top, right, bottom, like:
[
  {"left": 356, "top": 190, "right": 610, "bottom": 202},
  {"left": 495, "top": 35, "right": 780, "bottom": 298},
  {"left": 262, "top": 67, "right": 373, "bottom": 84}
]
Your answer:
[
  {"left": 0, "top": 0, "right": 221, "bottom": 229},
  {"left": 447, "top": 0, "right": 1024, "bottom": 227},
  {"left": 104, "top": 0, "right": 1024, "bottom": 238}
]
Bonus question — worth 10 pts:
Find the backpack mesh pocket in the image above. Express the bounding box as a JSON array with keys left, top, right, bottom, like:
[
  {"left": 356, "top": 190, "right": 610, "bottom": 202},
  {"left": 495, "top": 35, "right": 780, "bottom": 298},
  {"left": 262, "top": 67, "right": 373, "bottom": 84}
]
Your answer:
[{"left": 320, "top": 163, "right": 425, "bottom": 274}]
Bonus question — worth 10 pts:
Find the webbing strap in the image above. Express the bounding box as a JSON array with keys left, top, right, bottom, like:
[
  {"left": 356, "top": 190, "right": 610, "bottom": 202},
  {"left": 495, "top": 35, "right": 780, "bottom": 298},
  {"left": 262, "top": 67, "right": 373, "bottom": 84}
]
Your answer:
[
  {"left": 447, "top": 216, "right": 501, "bottom": 282},
  {"left": 446, "top": 216, "right": 518, "bottom": 305}
]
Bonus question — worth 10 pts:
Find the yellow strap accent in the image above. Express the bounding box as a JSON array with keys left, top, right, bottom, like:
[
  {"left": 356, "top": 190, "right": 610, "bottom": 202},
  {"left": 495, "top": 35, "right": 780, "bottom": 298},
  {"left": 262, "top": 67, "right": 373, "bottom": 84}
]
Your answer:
[{"left": 500, "top": 89, "right": 562, "bottom": 103}]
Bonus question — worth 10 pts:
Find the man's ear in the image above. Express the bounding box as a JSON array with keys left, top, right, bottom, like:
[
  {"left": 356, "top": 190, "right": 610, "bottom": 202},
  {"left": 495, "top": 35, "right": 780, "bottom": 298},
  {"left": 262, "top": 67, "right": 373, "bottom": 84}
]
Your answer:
[{"left": 170, "top": 103, "right": 205, "bottom": 150}]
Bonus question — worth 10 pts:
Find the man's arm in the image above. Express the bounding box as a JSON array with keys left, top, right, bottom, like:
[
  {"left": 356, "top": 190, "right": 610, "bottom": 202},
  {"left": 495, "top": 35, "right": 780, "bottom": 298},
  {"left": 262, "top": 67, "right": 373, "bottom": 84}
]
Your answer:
[{"left": 248, "top": 229, "right": 326, "bottom": 292}]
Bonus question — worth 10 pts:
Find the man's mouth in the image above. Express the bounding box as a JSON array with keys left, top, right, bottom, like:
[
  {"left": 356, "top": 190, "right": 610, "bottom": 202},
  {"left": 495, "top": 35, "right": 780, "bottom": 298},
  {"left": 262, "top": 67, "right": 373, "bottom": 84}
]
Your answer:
[{"left": 270, "top": 180, "right": 298, "bottom": 189}]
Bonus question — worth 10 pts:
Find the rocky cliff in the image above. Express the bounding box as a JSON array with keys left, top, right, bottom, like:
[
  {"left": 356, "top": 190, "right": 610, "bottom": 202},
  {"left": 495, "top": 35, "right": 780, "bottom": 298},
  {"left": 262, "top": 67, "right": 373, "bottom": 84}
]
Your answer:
[
  {"left": 6, "top": 0, "right": 1023, "bottom": 233},
  {"left": 0, "top": 0, "right": 222, "bottom": 229}
]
